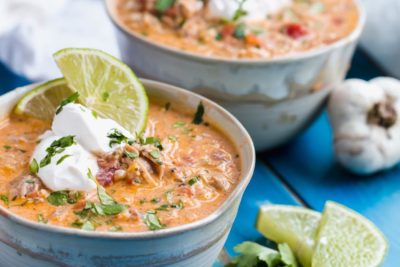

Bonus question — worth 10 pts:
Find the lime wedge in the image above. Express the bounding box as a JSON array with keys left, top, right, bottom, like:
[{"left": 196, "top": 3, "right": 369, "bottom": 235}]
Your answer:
[
  {"left": 256, "top": 205, "right": 321, "bottom": 267},
  {"left": 53, "top": 48, "right": 148, "bottom": 134},
  {"left": 14, "top": 78, "right": 73, "bottom": 120},
  {"left": 312, "top": 201, "right": 388, "bottom": 267}
]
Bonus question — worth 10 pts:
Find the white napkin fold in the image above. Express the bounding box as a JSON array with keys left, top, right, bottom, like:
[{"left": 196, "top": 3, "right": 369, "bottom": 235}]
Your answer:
[{"left": 0, "top": 0, "right": 119, "bottom": 81}]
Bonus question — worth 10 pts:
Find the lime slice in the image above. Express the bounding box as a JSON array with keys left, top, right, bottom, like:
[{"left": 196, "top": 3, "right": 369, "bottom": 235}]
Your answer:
[
  {"left": 53, "top": 48, "right": 148, "bottom": 134},
  {"left": 312, "top": 201, "right": 388, "bottom": 267},
  {"left": 256, "top": 205, "right": 321, "bottom": 267},
  {"left": 14, "top": 78, "right": 73, "bottom": 120}
]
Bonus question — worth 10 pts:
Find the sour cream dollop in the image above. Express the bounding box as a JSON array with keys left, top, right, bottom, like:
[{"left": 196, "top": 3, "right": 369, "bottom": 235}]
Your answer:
[
  {"left": 52, "top": 103, "right": 133, "bottom": 154},
  {"left": 31, "top": 103, "right": 134, "bottom": 192},
  {"left": 207, "top": 0, "right": 292, "bottom": 22},
  {"left": 32, "top": 131, "right": 98, "bottom": 192}
]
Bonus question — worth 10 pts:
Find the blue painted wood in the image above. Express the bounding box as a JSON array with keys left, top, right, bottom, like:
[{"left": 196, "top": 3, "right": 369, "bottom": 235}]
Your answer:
[
  {"left": 224, "top": 161, "right": 301, "bottom": 256},
  {"left": 263, "top": 50, "right": 399, "bottom": 265},
  {"left": 0, "top": 63, "right": 30, "bottom": 95}
]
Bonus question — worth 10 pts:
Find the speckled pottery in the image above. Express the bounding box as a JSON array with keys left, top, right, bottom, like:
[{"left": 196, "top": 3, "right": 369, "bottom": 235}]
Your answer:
[
  {"left": 106, "top": 0, "right": 366, "bottom": 151},
  {"left": 0, "top": 80, "right": 255, "bottom": 267}
]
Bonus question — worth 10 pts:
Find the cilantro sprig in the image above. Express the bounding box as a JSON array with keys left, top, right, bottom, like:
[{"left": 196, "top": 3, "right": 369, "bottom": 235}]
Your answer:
[
  {"left": 226, "top": 242, "right": 298, "bottom": 267},
  {"left": 40, "top": 136, "right": 76, "bottom": 168},
  {"left": 56, "top": 92, "right": 79, "bottom": 115}
]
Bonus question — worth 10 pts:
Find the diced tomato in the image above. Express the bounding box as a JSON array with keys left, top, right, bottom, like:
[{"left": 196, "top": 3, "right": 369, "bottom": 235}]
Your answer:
[
  {"left": 283, "top": 23, "right": 308, "bottom": 39},
  {"left": 221, "top": 24, "right": 236, "bottom": 38},
  {"left": 245, "top": 34, "right": 262, "bottom": 47},
  {"left": 164, "top": 6, "right": 178, "bottom": 17}
]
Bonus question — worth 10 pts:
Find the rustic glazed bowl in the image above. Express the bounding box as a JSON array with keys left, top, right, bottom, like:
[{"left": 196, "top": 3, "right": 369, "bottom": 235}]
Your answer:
[
  {"left": 106, "top": 0, "right": 366, "bottom": 151},
  {"left": 0, "top": 80, "right": 255, "bottom": 267}
]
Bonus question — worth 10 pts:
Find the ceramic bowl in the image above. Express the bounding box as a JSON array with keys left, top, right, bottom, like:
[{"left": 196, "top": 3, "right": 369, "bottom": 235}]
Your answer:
[
  {"left": 106, "top": 0, "right": 366, "bottom": 151},
  {"left": 0, "top": 79, "right": 255, "bottom": 267}
]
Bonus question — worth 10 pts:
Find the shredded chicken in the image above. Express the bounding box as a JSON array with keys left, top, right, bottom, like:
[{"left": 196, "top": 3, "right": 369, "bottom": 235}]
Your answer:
[{"left": 9, "top": 174, "right": 43, "bottom": 199}]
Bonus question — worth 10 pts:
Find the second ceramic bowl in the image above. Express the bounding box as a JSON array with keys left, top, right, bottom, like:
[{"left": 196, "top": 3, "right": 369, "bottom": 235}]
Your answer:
[{"left": 106, "top": 0, "right": 366, "bottom": 151}]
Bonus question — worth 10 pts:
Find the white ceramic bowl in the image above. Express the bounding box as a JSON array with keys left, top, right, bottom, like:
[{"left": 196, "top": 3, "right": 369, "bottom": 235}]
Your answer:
[
  {"left": 0, "top": 80, "right": 255, "bottom": 267},
  {"left": 106, "top": 0, "right": 366, "bottom": 151}
]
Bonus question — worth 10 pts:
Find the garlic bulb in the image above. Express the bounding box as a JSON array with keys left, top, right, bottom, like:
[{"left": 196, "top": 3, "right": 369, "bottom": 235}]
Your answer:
[{"left": 328, "top": 77, "right": 400, "bottom": 175}]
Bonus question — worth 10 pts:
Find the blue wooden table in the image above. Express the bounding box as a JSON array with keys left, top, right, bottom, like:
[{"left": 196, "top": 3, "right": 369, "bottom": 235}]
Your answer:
[{"left": 0, "top": 49, "right": 398, "bottom": 266}]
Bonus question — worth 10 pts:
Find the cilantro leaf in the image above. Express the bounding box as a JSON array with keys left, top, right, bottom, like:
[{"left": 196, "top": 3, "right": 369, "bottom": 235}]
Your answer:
[
  {"left": 56, "top": 92, "right": 79, "bottom": 114},
  {"left": 144, "top": 211, "right": 165, "bottom": 230},
  {"left": 155, "top": 0, "right": 175, "bottom": 13},
  {"left": 29, "top": 159, "right": 39, "bottom": 174},
  {"left": 47, "top": 191, "right": 69, "bottom": 206},
  {"left": 192, "top": 102, "right": 205, "bottom": 125},
  {"left": 227, "top": 242, "right": 298, "bottom": 267},
  {"left": 0, "top": 195, "right": 9, "bottom": 205}
]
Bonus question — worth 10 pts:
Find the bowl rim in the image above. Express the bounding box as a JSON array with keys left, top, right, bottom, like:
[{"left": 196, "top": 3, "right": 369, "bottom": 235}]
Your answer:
[
  {"left": 0, "top": 79, "right": 256, "bottom": 240},
  {"left": 105, "top": 0, "right": 366, "bottom": 65}
]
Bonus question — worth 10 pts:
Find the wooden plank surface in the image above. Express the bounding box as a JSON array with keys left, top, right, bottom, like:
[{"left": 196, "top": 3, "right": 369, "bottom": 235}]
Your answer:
[{"left": 263, "top": 50, "right": 398, "bottom": 266}]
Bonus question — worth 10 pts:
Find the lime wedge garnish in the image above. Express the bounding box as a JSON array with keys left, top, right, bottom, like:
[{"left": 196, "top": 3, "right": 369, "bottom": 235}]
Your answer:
[
  {"left": 53, "top": 48, "right": 148, "bottom": 134},
  {"left": 14, "top": 78, "right": 73, "bottom": 120},
  {"left": 312, "top": 201, "right": 388, "bottom": 267},
  {"left": 256, "top": 205, "right": 321, "bottom": 267}
]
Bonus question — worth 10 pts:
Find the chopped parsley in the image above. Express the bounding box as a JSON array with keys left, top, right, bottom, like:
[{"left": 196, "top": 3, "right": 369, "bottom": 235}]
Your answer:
[
  {"left": 29, "top": 159, "right": 39, "bottom": 174},
  {"left": 155, "top": 0, "right": 175, "bottom": 13},
  {"left": 56, "top": 154, "right": 72, "bottom": 165},
  {"left": 144, "top": 211, "right": 164, "bottom": 231},
  {"left": 40, "top": 136, "right": 76, "bottom": 168},
  {"left": 188, "top": 176, "right": 200, "bottom": 186},
  {"left": 192, "top": 102, "right": 205, "bottom": 125},
  {"left": 0, "top": 195, "right": 9, "bottom": 205},
  {"left": 107, "top": 129, "right": 133, "bottom": 147},
  {"left": 56, "top": 92, "right": 80, "bottom": 114}
]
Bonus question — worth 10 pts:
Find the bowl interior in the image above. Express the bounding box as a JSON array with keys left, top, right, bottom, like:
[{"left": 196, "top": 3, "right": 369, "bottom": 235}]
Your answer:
[
  {"left": 0, "top": 79, "right": 255, "bottom": 239},
  {"left": 105, "top": 0, "right": 366, "bottom": 65}
]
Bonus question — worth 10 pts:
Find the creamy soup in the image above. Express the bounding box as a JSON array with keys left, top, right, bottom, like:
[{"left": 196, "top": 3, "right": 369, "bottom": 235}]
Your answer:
[
  {"left": 114, "top": 0, "right": 359, "bottom": 59},
  {"left": 0, "top": 103, "right": 241, "bottom": 232}
]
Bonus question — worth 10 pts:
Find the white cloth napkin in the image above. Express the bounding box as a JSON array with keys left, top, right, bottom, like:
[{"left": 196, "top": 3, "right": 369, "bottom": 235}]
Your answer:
[
  {"left": 0, "top": 0, "right": 119, "bottom": 81},
  {"left": 0, "top": 0, "right": 398, "bottom": 81}
]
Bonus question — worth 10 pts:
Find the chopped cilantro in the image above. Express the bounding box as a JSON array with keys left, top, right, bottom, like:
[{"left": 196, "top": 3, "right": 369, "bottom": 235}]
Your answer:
[
  {"left": 38, "top": 213, "right": 48, "bottom": 224},
  {"left": 232, "top": 0, "right": 248, "bottom": 21},
  {"left": 141, "top": 136, "right": 163, "bottom": 150},
  {"left": 56, "top": 92, "right": 80, "bottom": 114},
  {"left": 168, "top": 135, "right": 177, "bottom": 142},
  {"left": 233, "top": 23, "right": 246, "bottom": 39},
  {"left": 47, "top": 191, "right": 69, "bottom": 206},
  {"left": 40, "top": 136, "right": 76, "bottom": 168},
  {"left": 170, "top": 200, "right": 184, "bottom": 210},
  {"left": 56, "top": 154, "right": 72, "bottom": 165},
  {"left": 155, "top": 0, "right": 175, "bottom": 13},
  {"left": 92, "top": 110, "right": 99, "bottom": 119},
  {"left": 151, "top": 198, "right": 160, "bottom": 204},
  {"left": 0, "top": 195, "right": 9, "bottom": 205},
  {"left": 150, "top": 149, "right": 160, "bottom": 159},
  {"left": 107, "top": 129, "right": 133, "bottom": 147},
  {"left": 124, "top": 150, "right": 139, "bottom": 159},
  {"left": 192, "top": 102, "right": 205, "bottom": 124},
  {"left": 144, "top": 211, "right": 164, "bottom": 231},
  {"left": 30, "top": 159, "right": 39, "bottom": 174},
  {"left": 156, "top": 204, "right": 170, "bottom": 211},
  {"left": 81, "top": 221, "right": 95, "bottom": 231},
  {"left": 109, "top": 225, "right": 123, "bottom": 232},
  {"left": 173, "top": 121, "right": 186, "bottom": 128},
  {"left": 3, "top": 145, "right": 11, "bottom": 150},
  {"left": 188, "top": 176, "right": 200, "bottom": 186}
]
